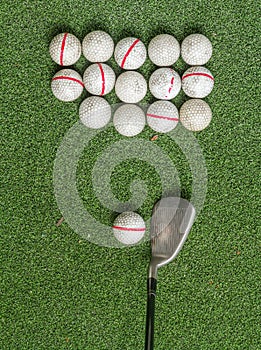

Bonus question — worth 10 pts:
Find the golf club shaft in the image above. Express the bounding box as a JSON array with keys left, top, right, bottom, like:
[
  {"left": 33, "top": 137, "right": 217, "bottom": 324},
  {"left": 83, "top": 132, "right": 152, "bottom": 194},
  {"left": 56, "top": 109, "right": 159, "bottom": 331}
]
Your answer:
[{"left": 145, "top": 277, "right": 157, "bottom": 350}]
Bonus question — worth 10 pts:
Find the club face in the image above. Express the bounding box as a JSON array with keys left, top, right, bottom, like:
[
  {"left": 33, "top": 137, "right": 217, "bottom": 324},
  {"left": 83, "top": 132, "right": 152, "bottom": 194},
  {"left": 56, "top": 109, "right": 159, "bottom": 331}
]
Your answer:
[{"left": 149, "top": 197, "right": 195, "bottom": 279}]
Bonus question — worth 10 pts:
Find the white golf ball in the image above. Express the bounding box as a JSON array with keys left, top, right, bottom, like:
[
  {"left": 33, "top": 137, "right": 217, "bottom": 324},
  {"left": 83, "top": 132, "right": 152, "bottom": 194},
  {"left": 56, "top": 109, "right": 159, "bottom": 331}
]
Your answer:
[
  {"left": 115, "top": 71, "right": 147, "bottom": 103},
  {"left": 179, "top": 99, "right": 212, "bottom": 131},
  {"left": 83, "top": 63, "right": 115, "bottom": 96},
  {"left": 181, "top": 34, "right": 213, "bottom": 65},
  {"left": 182, "top": 66, "right": 214, "bottom": 98},
  {"left": 51, "top": 69, "right": 84, "bottom": 102},
  {"left": 49, "top": 33, "right": 81, "bottom": 66},
  {"left": 149, "top": 68, "right": 181, "bottom": 100},
  {"left": 147, "top": 100, "right": 179, "bottom": 133},
  {"left": 113, "top": 211, "right": 146, "bottom": 245},
  {"left": 148, "top": 34, "right": 180, "bottom": 66},
  {"left": 82, "top": 30, "right": 114, "bottom": 62},
  {"left": 113, "top": 104, "right": 146, "bottom": 137},
  {"left": 114, "top": 37, "right": 147, "bottom": 69},
  {"left": 79, "top": 96, "right": 111, "bottom": 129}
]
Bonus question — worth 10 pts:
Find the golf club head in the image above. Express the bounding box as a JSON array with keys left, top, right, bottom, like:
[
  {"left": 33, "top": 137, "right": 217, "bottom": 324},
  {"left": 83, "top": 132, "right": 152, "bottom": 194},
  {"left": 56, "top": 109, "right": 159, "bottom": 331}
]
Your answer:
[{"left": 149, "top": 197, "right": 195, "bottom": 279}]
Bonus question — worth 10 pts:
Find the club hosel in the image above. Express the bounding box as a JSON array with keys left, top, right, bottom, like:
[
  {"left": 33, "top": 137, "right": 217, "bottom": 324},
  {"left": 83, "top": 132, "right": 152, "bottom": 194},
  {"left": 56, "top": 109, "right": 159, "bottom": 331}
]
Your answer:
[
  {"left": 148, "top": 261, "right": 158, "bottom": 280},
  {"left": 147, "top": 277, "right": 157, "bottom": 296}
]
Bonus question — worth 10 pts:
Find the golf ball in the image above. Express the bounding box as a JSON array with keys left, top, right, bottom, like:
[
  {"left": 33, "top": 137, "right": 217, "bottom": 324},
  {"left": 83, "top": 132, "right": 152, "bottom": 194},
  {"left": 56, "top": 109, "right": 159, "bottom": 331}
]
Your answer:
[
  {"left": 149, "top": 68, "right": 181, "bottom": 100},
  {"left": 51, "top": 69, "right": 84, "bottom": 102},
  {"left": 113, "top": 104, "right": 146, "bottom": 137},
  {"left": 182, "top": 66, "right": 214, "bottom": 98},
  {"left": 148, "top": 34, "right": 180, "bottom": 66},
  {"left": 181, "top": 34, "right": 213, "bottom": 65},
  {"left": 79, "top": 96, "right": 111, "bottom": 129},
  {"left": 82, "top": 31, "right": 114, "bottom": 62},
  {"left": 49, "top": 33, "right": 81, "bottom": 66},
  {"left": 115, "top": 71, "right": 147, "bottom": 103},
  {"left": 114, "top": 37, "right": 147, "bottom": 69},
  {"left": 179, "top": 99, "right": 212, "bottom": 131},
  {"left": 83, "top": 63, "right": 115, "bottom": 96},
  {"left": 147, "top": 100, "right": 179, "bottom": 133},
  {"left": 113, "top": 211, "right": 146, "bottom": 245}
]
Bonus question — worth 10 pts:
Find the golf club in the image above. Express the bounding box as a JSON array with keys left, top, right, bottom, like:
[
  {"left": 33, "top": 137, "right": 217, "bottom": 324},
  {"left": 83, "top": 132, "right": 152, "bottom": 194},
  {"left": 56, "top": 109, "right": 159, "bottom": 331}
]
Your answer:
[{"left": 145, "top": 197, "right": 196, "bottom": 350}]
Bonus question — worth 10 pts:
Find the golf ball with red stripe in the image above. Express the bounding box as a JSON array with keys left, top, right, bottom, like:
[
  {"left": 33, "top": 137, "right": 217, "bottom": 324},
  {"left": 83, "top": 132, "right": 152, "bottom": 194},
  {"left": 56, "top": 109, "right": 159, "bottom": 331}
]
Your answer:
[
  {"left": 49, "top": 33, "right": 81, "bottom": 66},
  {"left": 147, "top": 100, "right": 179, "bottom": 133},
  {"left": 182, "top": 66, "right": 214, "bottom": 98},
  {"left": 114, "top": 37, "right": 147, "bottom": 70},
  {"left": 113, "top": 212, "right": 146, "bottom": 245},
  {"left": 51, "top": 69, "right": 84, "bottom": 102},
  {"left": 83, "top": 63, "right": 115, "bottom": 96},
  {"left": 149, "top": 68, "right": 181, "bottom": 100}
]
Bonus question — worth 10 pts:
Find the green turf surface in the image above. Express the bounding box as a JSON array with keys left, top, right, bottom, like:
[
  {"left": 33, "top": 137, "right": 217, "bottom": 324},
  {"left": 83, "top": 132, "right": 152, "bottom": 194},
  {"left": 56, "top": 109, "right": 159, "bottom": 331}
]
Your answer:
[{"left": 1, "top": 0, "right": 260, "bottom": 349}]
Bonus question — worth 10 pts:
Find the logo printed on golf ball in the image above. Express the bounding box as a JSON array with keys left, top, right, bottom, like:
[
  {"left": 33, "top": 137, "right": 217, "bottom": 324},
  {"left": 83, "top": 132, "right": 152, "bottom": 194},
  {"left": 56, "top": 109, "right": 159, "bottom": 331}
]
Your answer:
[
  {"left": 49, "top": 32, "right": 82, "bottom": 66},
  {"left": 113, "top": 211, "right": 146, "bottom": 245},
  {"left": 182, "top": 66, "right": 214, "bottom": 98},
  {"left": 83, "top": 63, "right": 115, "bottom": 96},
  {"left": 114, "top": 37, "right": 147, "bottom": 70},
  {"left": 51, "top": 69, "right": 84, "bottom": 102},
  {"left": 149, "top": 68, "right": 181, "bottom": 100}
]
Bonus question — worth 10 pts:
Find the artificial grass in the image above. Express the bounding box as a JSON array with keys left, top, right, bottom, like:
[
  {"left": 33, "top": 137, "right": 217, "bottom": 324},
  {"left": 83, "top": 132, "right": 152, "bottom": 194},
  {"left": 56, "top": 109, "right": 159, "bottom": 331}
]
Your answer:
[{"left": 0, "top": 0, "right": 260, "bottom": 349}]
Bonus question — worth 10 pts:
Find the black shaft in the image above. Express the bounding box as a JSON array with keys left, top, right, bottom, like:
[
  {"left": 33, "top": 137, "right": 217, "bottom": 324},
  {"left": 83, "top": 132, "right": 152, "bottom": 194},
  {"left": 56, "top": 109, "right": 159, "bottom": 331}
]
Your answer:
[{"left": 145, "top": 277, "right": 157, "bottom": 350}]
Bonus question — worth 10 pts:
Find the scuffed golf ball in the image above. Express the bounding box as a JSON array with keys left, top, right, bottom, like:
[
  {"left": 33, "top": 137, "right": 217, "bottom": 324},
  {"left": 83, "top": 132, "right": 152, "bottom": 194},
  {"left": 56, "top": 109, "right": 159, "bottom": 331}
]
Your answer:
[
  {"left": 82, "top": 31, "right": 114, "bottom": 62},
  {"left": 147, "top": 100, "right": 179, "bottom": 133},
  {"left": 79, "top": 96, "right": 111, "bottom": 129},
  {"left": 115, "top": 71, "right": 147, "bottom": 103},
  {"left": 114, "top": 37, "right": 147, "bottom": 70},
  {"left": 83, "top": 63, "right": 115, "bottom": 96},
  {"left": 181, "top": 34, "right": 213, "bottom": 65},
  {"left": 149, "top": 68, "right": 181, "bottom": 100},
  {"left": 148, "top": 34, "right": 180, "bottom": 66},
  {"left": 51, "top": 69, "right": 84, "bottom": 102},
  {"left": 179, "top": 99, "right": 212, "bottom": 131},
  {"left": 49, "top": 33, "right": 81, "bottom": 66},
  {"left": 182, "top": 66, "right": 214, "bottom": 98},
  {"left": 113, "top": 104, "right": 145, "bottom": 137},
  {"left": 113, "top": 211, "right": 146, "bottom": 245}
]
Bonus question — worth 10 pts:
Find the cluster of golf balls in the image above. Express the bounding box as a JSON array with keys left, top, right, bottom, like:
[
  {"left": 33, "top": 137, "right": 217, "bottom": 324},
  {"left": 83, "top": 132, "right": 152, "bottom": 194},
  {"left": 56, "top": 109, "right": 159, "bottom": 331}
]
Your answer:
[{"left": 50, "top": 31, "right": 214, "bottom": 135}]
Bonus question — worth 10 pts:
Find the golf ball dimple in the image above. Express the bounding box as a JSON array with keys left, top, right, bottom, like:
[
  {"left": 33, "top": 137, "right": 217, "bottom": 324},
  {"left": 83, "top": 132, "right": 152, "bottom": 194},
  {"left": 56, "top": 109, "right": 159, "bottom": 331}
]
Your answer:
[
  {"left": 113, "top": 211, "right": 146, "bottom": 245},
  {"left": 49, "top": 33, "right": 82, "bottom": 66},
  {"left": 179, "top": 99, "right": 212, "bottom": 131},
  {"left": 149, "top": 68, "right": 181, "bottom": 100},
  {"left": 114, "top": 37, "right": 147, "bottom": 70},
  {"left": 113, "top": 104, "right": 146, "bottom": 137},
  {"left": 115, "top": 71, "right": 147, "bottom": 103},
  {"left": 148, "top": 34, "right": 180, "bottom": 66},
  {"left": 83, "top": 63, "right": 115, "bottom": 96},
  {"left": 82, "top": 31, "right": 114, "bottom": 62},
  {"left": 147, "top": 100, "right": 179, "bottom": 133},
  {"left": 181, "top": 34, "right": 213, "bottom": 65},
  {"left": 79, "top": 96, "right": 111, "bottom": 129},
  {"left": 51, "top": 69, "right": 84, "bottom": 102},
  {"left": 182, "top": 66, "right": 214, "bottom": 98}
]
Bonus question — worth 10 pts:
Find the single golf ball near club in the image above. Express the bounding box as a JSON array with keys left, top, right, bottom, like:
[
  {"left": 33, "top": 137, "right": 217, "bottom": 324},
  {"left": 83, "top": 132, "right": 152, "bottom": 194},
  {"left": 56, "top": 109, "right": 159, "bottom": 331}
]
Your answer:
[
  {"left": 114, "top": 37, "right": 147, "bottom": 69},
  {"left": 113, "top": 104, "right": 146, "bottom": 137},
  {"left": 115, "top": 71, "right": 147, "bottom": 103},
  {"left": 179, "top": 99, "right": 212, "bottom": 131},
  {"left": 83, "top": 63, "right": 115, "bottom": 96},
  {"left": 147, "top": 100, "right": 179, "bottom": 133},
  {"left": 182, "top": 66, "right": 214, "bottom": 98},
  {"left": 181, "top": 33, "right": 213, "bottom": 65},
  {"left": 79, "top": 96, "right": 111, "bottom": 129},
  {"left": 82, "top": 30, "right": 114, "bottom": 62},
  {"left": 49, "top": 33, "right": 81, "bottom": 66},
  {"left": 148, "top": 34, "right": 180, "bottom": 66},
  {"left": 113, "top": 211, "right": 146, "bottom": 245},
  {"left": 51, "top": 69, "right": 84, "bottom": 102},
  {"left": 149, "top": 68, "right": 181, "bottom": 100}
]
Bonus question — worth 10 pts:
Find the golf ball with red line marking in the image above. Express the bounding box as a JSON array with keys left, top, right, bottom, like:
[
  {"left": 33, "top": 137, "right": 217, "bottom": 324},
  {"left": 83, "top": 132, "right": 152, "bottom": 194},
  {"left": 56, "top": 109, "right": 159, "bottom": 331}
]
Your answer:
[
  {"left": 51, "top": 69, "right": 84, "bottom": 102},
  {"left": 114, "top": 37, "right": 147, "bottom": 70},
  {"left": 83, "top": 63, "right": 115, "bottom": 96},
  {"left": 82, "top": 31, "right": 114, "bottom": 62},
  {"left": 49, "top": 33, "right": 81, "bottom": 66},
  {"left": 149, "top": 68, "right": 181, "bottom": 100},
  {"left": 147, "top": 100, "right": 179, "bottom": 133},
  {"left": 182, "top": 66, "right": 214, "bottom": 98},
  {"left": 181, "top": 34, "right": 213, "bottom": 66},
  {"left": 113, "top": 211, "right": 146, "bottom": 245}
]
